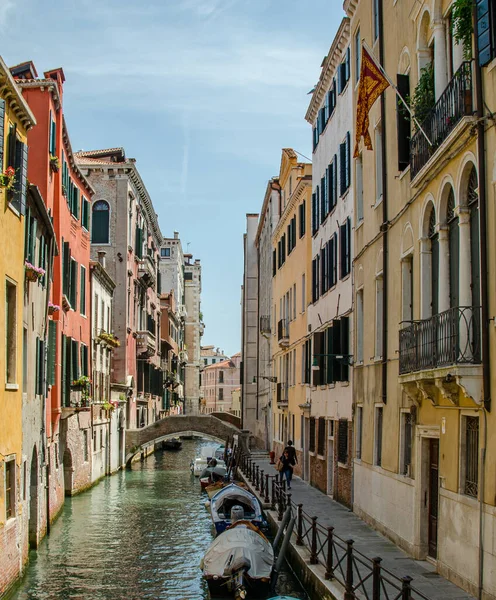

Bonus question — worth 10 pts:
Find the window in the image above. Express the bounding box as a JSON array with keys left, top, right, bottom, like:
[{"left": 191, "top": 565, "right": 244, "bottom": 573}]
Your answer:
[
  {"left": 356, "top": 406, "right": 363, "bottom": 459},
  {"left": 70, "top": 258, "right": 78, "bottom": 309},
  {"left": 312, "top": 255, "right": 320, "bottom": 303},
  {"left": 301, "top": 274, "right": 306, "bottom": 313},
  {"left": 397, "top": 74, "right": 411, "bottom": 171},
  {"left": 356, "top": 155, "right": 363, "bottom": 222},
  {"left": 91, "top": 200, "right": 110, "bottom": 244},
  {"left": 80, "top": 265, "right": 86, "bottom": 316},
  {"left": 303, "top": 338, "right": 312, "bottom": 384},
  {"left": 320, "top": 244, "right": 328, "bottom": 295},
  {"left": 355, "top": 27, "right": 361, "bottom": 82},
  {"left": 400, "top": 412, "right": 413, "bottom": 476},
  {"left": 339, "top": 133, "right": 351, "bottom": 196},
  {"left": 375, "top": 406, "right": 383, "bottom": 466},
  {"left": 161, "top": 247, "right": 171, "bottom": 257},
  {"left": 321, "top": 173, "right": 328, "bottom": 222},
  {"left": 309, "top": 417, "right": 316, "bottom": 453},
  {"left": 328, "top": 234, "right": 338, "bottom": 288},
  {"left": 219, "top": 388, "right": 224, "bottom": 401},
  {"left": 293, "top": 283, "right": 296, "bottom": 319},
  {"left": 6, "top": 123, "right": 28, "bottom": 214},
  {"left": 69, "top": 182, "right": 80, "bottom": 219},
  {"left": 218, "top": 370, "right": 224, "bottom": 384},
  {"left": 272, "top": 249, "right": 276, "bottom": 276},
  {"left": 82, "top": 198, "right": 90, "bottom": 231},
  {"left": 462, "top": 415, "right": 479, "bottom": 498},
  {"left": 5, "top": 459, "right": 15, "bottom": 519},
  {"left": 6, "top": 280, "right": 17, "bottom": 385},
  {"left": 317, "top": 418, "right": 326, "bottom": 456},
  {"left": 375, "top": 275, "right": 384, "bottom": 359},
  {"left": 375, "top": 124, "right": 383, "bottom": 201},
  {"left": 476, "top": 0, "right": 495, "bottom": 66},
  {"left": 184, "top": 272, "right": 193, "bottom": 281},
  {"left": 35, "top": 337, "right": 45, "bottom": 396},
  {"left": 338, "top": 47, "right": 351, "bottom": 93},
  {"left": 49, "top": 112, "right": 56, "bottom": 156},
  {"left": 299, "top": 201, "right": 306, "bottom": 238},
  {"left": 340, "top": 218, "right": 351, "bottom": 279},
  {"left": 401, "top": 256, "right": 413, "bottom": 323},
  {"left": 47, "top": 321, "right": 57, "bottom": 386},
  {"left": 356, "top": 289, "right": 364, "bottom": 363},
  {"left": 311, "top": 187, "right": 320, "bottom": 235},
  {"left": 373, "top": 0, "right": 379, "bottom": 40},
  {"left": 0, "top": 99, "right": 4, "bottom": 169},
  {"left": 83, "top": 430, "right": 89, "bottom": 462},
  {"left": 338, "top": 419, "right": 348, "bottom": 464}
]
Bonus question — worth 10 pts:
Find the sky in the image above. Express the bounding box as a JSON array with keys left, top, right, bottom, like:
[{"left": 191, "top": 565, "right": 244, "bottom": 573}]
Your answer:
[{"left": 3, "top": 0, "right": 344, "bottom": 356}]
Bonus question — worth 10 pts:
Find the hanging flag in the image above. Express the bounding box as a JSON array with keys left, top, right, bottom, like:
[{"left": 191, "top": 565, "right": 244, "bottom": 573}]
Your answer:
[{"left": 353, "top": 44, "right": 390, "bottom": 158}]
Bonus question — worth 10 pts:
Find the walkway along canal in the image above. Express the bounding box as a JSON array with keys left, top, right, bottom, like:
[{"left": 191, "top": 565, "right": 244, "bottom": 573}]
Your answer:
[{"left": 10, "top": 439, "right": 307, "bottom": 600}]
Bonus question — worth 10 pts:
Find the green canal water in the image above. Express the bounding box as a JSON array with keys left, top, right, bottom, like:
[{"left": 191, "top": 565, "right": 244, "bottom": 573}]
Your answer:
[{"left": 12, "top": 439, "right": 307, "bottom": 600}]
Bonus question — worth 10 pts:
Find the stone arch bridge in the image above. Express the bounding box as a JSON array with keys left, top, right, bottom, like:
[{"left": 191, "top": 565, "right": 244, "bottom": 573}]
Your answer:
[{"left": 125, "top": 414, "right": 246, "bottom": 465}]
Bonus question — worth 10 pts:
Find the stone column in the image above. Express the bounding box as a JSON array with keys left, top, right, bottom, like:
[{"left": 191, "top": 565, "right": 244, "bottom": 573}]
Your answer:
[
  {"left": 433, "top": 20, "right": 448, "bottom": 99},
  {"left": 457, "top": 208, "right": 472, "bottom": 358},
  {"left": 438, "top": 227, "right": 450, "bottom": 312},
  {"left": 419, "top": 238, "right": 432, "bottom": 319}
]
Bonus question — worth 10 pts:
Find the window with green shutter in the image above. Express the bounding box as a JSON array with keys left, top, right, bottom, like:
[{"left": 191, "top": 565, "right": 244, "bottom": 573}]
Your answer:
[
  {"left": 62, "top": 240, "right": 70, "bottom": 298},
  {"left": 47, "top": 320, "right": 57, "bottom": 386},
  {"left": 82, "top": 198, "right": 90, "bottom": 230},
  {"left": 71, "top": 339, "right": 79, "bottom": 383},
  {"left": 92, "top": 201, "right": 110, "bottom": 243},
  {"left": 80, "top": 265, "right": 86, "bottom": 315},
  {"left": 80, "top": 344, "right": 88, "bottom": 377},
  {"left": 70, "top": 258, "right": 78, "bottom": 308},
  {"left": 0, "top": 98, "right": 4, "bottom": 170},
  {"left": 35, "top": 338, "right": 45, "bottom": 396}
]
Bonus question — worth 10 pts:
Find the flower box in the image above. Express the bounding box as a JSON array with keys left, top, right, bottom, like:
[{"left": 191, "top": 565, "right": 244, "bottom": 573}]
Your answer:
[
  {"left": 25, "top": 261, "right": 45, "bottom": 282},
  {"left": 50, "top": 155, "right": 60, "bottom": 173},
  {"left": 48, "top": 303, "right": 60, "bottom": 315}
]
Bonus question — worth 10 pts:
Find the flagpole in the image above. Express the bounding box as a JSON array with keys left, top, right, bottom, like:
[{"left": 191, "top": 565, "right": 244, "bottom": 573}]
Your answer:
[{"left": 362, "top": 40, "right": 433, "bottom": 147}]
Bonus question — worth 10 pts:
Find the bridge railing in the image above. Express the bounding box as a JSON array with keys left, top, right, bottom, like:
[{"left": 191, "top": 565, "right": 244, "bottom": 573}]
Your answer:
[{"left": 237, "top": 451, "right": 432, "bottom": 600}]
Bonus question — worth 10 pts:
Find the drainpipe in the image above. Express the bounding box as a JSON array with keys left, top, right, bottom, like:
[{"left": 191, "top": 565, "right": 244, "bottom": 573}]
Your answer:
[
  {"left": 472, "top": 5, "right": 490, "bottom": 597},
  {"left": 378, "top": 0, "right": 388, "bottom": 404},
  {"left": 256, "top": 243, "right": 260, "bottom": 425}
]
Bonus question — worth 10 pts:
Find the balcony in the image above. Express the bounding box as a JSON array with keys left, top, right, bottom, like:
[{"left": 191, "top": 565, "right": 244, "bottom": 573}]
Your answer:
[
  {"left": 136, "top": 330, "right": 156, "bottom": 358},
  {"left": 399, "top": 306, "right": 482, "bottom": 405},
  {"left": 276, "top": 382, "right": 288, "bottom": 407},
  {"left": 277, "top": 318, "right": 289, "bottom": 347},
  {"left": 410, "top": 61, "right": 473, "bottom": 179},
  {"left": 138, "top": 255, "right": 156, "bottom": 287}
]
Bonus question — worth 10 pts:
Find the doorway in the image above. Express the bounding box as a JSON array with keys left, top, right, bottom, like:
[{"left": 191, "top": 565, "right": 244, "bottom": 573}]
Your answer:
[
  {"left": 428, "top": 438, "right": 439, "bottom": 558},
  {"left": 63, "top": 449, "right": 74, "bottom": 496},
  {"left": 327, "top": 438, "right": 334, "bottom": 496},
  {"left": 28, "top": 447, "right": 39, "bottom": 547}
]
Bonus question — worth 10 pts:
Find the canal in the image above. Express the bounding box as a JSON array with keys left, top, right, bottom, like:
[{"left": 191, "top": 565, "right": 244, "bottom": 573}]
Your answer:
[{"left": 12, "top": 439, "right": 308, "bottom": 600}]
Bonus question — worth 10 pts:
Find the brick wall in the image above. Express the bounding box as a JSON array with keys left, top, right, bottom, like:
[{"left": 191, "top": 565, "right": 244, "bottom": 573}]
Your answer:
[{"left": 0, "top": 519, "right": 21, "bottom": 596}]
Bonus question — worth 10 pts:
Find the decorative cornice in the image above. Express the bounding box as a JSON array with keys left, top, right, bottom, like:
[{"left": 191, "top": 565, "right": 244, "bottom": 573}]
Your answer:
[
  {"left": 62, "top": 116, "right": 94, "bottom": 196},
  {"left": 273, "top": 175, "right": 311, "bottom": 241},
  {"left": 255, "top": 178, "right": 280, "bottom": 246},
  {"left": 15, "top": 78, "right": 61, "bottom": 111},
  {"left": 305, "top": 17, "right": 350, "bottom": 125},
  {"left": 0, "top": 56, "right": 36, "bottom": 130},
  {"left": 90, "top": 260, "right": 116, "bottom": 292}
]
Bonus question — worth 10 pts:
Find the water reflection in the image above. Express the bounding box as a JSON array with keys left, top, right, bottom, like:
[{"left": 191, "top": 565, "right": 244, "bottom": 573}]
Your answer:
[{"left": 12, "top": 439, "right": 306, "bottom": 600}]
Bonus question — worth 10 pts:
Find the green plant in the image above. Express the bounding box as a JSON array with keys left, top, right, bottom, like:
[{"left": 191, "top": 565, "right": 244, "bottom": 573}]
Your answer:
[
  {"left": 451, "top": 0, "right": 473, "bottom": 60},
  {"left": 410, "top": 62, "right": 435, "bottom": 125},
  {"left": 71, "top": 375, "right": 91, "bottom": 402},
  {"left": 102, "top": 400, "right": 114, "bottom": 411}
]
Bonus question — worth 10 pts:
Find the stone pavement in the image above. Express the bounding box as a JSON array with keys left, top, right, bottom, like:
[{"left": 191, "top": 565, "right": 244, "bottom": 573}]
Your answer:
[{"left": 245, "top": 456, "right": 475, "bottom": 600}]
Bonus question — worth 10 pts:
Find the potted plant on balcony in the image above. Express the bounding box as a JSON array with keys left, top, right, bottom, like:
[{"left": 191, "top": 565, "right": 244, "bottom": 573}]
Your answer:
[
  {"left": 71, "top": 375, "right": 91, "bottom": 406},
  {"left": 25, "top": 260, "right": 46, "bottom": 282},
  {"left": 411, "top": 62, "right": 435, "bottom": 126},
  {"left": 451, "top": 0, "right": 473, "bottom": 60},
  {"left": 0, "top": 166, "right": 16, "bottom": 190},
  {"left": 48, "top": 302, "right": 60, "bottom": 315},
  {"left": 98, "top": 331, "right": 121, "bottom": 348},
  {"left": 49, "top": 154, "right": 60, "bottom": 173}
]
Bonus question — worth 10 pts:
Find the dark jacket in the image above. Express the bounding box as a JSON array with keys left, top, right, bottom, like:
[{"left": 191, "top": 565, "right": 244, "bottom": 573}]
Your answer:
[
  {"left": 284, "top": 445, "right": 297, "bottom": 465},
  {"left": 279, "top": 453, "right": 293, "bottom": 472}
]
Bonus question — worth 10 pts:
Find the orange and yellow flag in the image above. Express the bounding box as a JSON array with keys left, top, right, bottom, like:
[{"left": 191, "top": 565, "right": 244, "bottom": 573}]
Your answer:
[{"left": 354, "top": 45, "right": 390, "bottom": 158}]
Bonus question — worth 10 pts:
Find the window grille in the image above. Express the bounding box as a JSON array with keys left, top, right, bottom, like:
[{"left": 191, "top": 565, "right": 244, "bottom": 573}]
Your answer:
[{"left": 464, "top": 416, "right": 479, "bottom": 497}]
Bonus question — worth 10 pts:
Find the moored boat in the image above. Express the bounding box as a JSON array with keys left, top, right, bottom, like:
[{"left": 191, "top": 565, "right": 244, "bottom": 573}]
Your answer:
[
  {"left": 163, "top": 438, "right": 182, "bottom": 451},
  {"left": 201, "top": 520, "right": 274, "bottom": 599},
  {"left": 210, "top": 483, "right": 266, "bottom": 534}
]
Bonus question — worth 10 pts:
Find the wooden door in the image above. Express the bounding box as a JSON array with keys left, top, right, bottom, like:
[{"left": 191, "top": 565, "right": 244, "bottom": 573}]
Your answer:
[{"left": 428, "top": 439, "right": 439, "bottom": 558}]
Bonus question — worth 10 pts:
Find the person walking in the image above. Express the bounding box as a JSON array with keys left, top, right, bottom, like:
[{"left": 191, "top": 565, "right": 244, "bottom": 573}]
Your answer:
[
  {"left": 284, "top": 440, "right": 297, "bottom": 467},
  {"left": 279, "top": 450, "right": 294, "bottom": 489}
]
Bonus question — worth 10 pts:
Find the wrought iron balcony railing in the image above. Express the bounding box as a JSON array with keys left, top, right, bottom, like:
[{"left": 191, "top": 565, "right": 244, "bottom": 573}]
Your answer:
[
  {"left": 410, "top": 61, "right": 473, "bottom": 178},
  {"left": 277, "top": 318, "right": 290, "bottom": 346},
  {"left": 399, "top": 306, "right": 481, "bottom": 375}
]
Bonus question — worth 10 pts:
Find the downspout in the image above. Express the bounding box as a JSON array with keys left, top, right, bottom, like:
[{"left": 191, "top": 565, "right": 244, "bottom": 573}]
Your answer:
[
  {"left": 378, "top": 0, "right": 388, "bottom": 404},
  {"left": 256, "top": 244, "right": 260, "bottom": 425},
  {"left": 472, "top": 5, "right": 490, "bottom": 597},
  {"left": 240, "top": 234, "right": 247, "bottom": 430}
]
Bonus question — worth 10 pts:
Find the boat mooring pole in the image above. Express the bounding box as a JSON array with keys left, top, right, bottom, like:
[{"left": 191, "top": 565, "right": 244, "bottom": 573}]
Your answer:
[
  {"left": 272, "top": 506, "right": 292, "bottom": 551},
  {"left": 270, "top": 516, "right": 296, "bottom": 593}
]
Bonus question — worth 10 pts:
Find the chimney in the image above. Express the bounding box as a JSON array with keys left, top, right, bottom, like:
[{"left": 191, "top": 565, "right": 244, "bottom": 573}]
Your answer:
[
  {"left": 174, "top": 231, "right": 179, "bottom": 240},
  {"left": 97, "top": 251, "right": 106, "bottom": 269}
]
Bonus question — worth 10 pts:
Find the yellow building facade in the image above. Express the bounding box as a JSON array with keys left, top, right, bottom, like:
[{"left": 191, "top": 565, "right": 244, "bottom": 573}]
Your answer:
[
  {"left": 347, "top": 0, "right": 496, "bottom": 596},
  {"left": 0, "top": 57, "right": 36, "bottom": 595},
  {"left": 271, "top": 149, "right": 312, "bottom": 469}
]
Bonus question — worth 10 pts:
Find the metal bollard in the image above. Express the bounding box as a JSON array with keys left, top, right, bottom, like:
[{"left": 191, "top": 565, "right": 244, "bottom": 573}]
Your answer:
[
  {"left": 401, "top": 576, "right": 413, "bottom": 600},
  {"left": 325, "top": 526, "right": 334, "bottom": 580},
  {"left": 255, "top": 465, "right": 260, "bottom": 491},
  {"left": 271, "top": 478, "right": 276, "bottom": 511},
  {"left": 310, "top": 516, "right": 318, "bottom": 564},
  {"left": 264, "top": 474, "right": 270, "bottom": 504},
  {"left": 344, "top": 539, "right": 355, "bottom": 600},
  {"left": 372, "top": 557, "right": 382, "bottom": 600},
  {"left": 260, "top": 470, "right": 264, "bottom": 496},
  {"left": 277, "top": 484, "right": 284, "bottom": 521},
  {"left": 296, "top": 504, "right": 304, "bottom": 546}
]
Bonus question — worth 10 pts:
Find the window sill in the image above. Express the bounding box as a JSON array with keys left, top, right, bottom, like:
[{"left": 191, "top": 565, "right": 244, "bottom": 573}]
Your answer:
[
  {"left": 398, "top": 165, "right": 410, "bottom": 181},
  {"left": 337, "top": 461, "right": 349, "bottom": 469},
  {"left": 340, "top": 381, "right": 350, "bottom": 387},
  {"left": 487, "top": 57, "right": 496, "bottom": 74},
  {"left": 7, "top": 202, "right": 21, "bottom": 218},
  {"left": 317, "top": 453, "right": 325, "bottom": 460},
  {"left": 355, "top": 218, "right": 364, "bottom": 230},
  {"left": 373, "top": 195, "right": 383, "bottom": 210},
  {"left": 5, "top": 383, "right": 19, "bottom": 391}
]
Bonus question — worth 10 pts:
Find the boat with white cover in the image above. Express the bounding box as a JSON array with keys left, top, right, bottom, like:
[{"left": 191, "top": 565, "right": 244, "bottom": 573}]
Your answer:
[
  {"left": 210, "top": 483, "right": 266, "bottom": 534},
  {"left": 202, "top": 520, "right": 274, "bottom": 599}
]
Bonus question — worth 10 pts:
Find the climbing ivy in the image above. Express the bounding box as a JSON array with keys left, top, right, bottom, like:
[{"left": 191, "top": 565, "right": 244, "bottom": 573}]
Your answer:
[{"left": 451, "top": 0, "right": 473, "bottom": 60}]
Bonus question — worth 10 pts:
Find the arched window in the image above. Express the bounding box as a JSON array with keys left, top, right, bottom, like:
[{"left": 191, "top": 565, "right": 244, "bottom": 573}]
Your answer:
[
  {"left": 427, "top": 206, "right": 439, "bottom": 316},
  {"left": 91, "top": 201, "right": 110, "bottom": 244},
  {"left": 447, "top": 188, "right": 459, "bottom": 309},
  {"left": 467, "top": 167, "right": 480, "bottom": 308}
]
